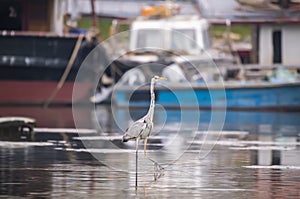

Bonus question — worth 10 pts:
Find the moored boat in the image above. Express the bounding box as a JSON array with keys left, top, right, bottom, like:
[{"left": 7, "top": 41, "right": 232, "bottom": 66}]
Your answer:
[
  {"left": 113, "top": 78, "right": 300, "bottom": 111},
  {"left": 0, "top": 33, "right": 101, "bottom": 105},
  {"left": 112, "top": 52, "right": 300, "bottom": 110}
]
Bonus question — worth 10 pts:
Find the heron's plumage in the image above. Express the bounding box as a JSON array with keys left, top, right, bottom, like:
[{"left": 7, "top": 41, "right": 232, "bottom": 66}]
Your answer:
[
  {"left": 122, "top": 76, "right": 165, "bottom": 143},
  {"left": 122, "top": 117, "right": 153, "bottom": 142}
]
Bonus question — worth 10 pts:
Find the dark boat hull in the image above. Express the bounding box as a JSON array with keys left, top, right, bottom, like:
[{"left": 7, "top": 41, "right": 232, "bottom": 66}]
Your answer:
[
  {"left": 0, "top": 80, "right": 92, "bottom": 105},
  {"left": 0, "top": 33, "right": 107, "bottom": 105}
]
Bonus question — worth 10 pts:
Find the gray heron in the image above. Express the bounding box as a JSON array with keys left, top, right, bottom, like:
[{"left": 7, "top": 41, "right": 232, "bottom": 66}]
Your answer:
[
  {"left": 122, "top": 75, "right": 166, "bottom": 187},
  {"left": 122, "top": 75, "right": 166, "bottom": 154}
]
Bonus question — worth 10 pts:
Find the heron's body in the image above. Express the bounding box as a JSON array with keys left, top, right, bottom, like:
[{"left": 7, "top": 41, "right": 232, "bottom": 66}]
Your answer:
[{"left": 122, "top": 116, "right": 153, "bottom": 142}]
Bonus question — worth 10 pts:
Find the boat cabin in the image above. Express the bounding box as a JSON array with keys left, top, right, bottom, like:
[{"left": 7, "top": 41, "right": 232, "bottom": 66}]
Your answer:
[
  {"left": 259, "top": 23, "right": 300, "bottom": 65},
  {"left": 0, "top": 0, "right": 65, "bottom": 34},
  {"left": 129, "top": 15, "right": 211, "bottom": 55}
]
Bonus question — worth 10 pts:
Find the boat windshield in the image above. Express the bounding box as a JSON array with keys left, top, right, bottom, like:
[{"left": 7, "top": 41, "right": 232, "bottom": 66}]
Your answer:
[
  {"left": 136, "top": 29, "right": 165, "bottom": 49},
  {"left": 135, "top": 28, "right": 198, "bottom": 53},
  {"left": 171, "top": 29, "right": 197, "bottom": 52}
]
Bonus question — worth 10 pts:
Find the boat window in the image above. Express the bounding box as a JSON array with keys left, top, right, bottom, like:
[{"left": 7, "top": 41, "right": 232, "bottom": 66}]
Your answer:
[
  {"left": 171, "top": 29, "right": 197, "bottom": 52},
  {"left": 136, "top": 29, "right": 164, "bottom": 49},
  {"left": 272, "top": 30, "right": 282, "bottom": 64}
]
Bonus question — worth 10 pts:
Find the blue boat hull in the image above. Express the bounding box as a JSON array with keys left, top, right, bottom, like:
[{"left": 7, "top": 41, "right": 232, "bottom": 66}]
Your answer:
[{"left": 113, "top": 82, "right": 300, "bottom": 110}]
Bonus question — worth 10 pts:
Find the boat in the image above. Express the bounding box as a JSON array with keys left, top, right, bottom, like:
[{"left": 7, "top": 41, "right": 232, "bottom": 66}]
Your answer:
[
  {"left": 92, "top": 3, "right": 235, "bottom": 103},
  {"left": 103, "top": 0, "right": 300, "bottom": 111},
  {"left": 0, "top": 0, "right": 107, "bottom": 105},
  {"left": 112, "top": 65, "right": 300, "bottom": 111}
]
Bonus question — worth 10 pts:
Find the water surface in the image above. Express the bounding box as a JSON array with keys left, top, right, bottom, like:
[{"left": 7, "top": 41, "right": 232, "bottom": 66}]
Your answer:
[{"left": 0, "top": 106, "right": 299, "bottom": 198}]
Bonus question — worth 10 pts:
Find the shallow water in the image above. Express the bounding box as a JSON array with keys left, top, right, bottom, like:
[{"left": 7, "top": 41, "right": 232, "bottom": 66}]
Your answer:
[{"left": 0, "top": 106, "right": 300, "bottom": 198}]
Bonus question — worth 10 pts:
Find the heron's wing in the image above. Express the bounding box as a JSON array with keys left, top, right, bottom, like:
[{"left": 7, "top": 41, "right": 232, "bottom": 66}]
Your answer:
[{"left": 125, "top": 118, "right": 146, "bottom": 139}]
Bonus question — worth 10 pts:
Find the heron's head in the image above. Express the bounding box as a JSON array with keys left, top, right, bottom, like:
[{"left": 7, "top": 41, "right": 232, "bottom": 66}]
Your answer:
[{"left": 153, "top": 76, "right": 167, "bottom": 82}]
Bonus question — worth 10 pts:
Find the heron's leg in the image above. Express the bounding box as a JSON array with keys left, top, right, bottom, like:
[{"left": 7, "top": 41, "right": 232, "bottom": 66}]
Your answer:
[
  {"left": 144, "top": 138, "right": 148, "bottom": 157},
  {"left": 136, "top": 138, "right": 139, "bottom": 153},
  {"left": 135, "top": 138, "right": 139, "bottom": 189},
  {"left": 142, "top": 137, "right": 164, "bottom": 181}
]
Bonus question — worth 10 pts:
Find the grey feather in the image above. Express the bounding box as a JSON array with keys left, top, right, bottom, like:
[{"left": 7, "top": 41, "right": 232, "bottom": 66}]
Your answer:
[
  {"left": 122, "top": 118, "right": 146, "bottom": 142},
  {"left": 122, "top": 76, "right": 165, "bottom": 143}
]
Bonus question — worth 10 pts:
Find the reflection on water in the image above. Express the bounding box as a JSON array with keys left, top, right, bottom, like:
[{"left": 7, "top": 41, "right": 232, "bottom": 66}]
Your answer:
[
  {"left": 0, "top": 106, "right": 300, "bottom": 198},
  {"left": 0, "top": 106, "right": 93, "bottom": 128}
]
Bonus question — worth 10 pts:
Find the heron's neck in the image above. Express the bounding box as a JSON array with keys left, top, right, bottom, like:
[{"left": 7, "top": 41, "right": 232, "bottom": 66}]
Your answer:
[{"left": 146, "top": 80, "right": 155, "bottom": 121}]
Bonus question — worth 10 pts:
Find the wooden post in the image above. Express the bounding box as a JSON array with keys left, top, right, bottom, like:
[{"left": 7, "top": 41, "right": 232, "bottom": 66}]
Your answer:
[
  {"left": 90, "top": 0, "right": 98, "bottom": 30},
  {"left": 251, "top": 24, "right": 259, "bottom": 64}
]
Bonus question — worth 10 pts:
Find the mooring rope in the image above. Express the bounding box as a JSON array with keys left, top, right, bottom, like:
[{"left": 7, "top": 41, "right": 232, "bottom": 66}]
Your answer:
[{"left": 43, "top": 34, "right": 84, "bottom": 108}]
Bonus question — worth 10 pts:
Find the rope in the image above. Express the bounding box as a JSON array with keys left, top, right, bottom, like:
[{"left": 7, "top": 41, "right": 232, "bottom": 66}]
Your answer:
[{"left": 43, "top": 34, "right": 84, "bottom": 108}]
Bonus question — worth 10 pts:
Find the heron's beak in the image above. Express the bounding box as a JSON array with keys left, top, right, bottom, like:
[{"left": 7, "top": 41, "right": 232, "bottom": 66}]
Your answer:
[{"left": 159, "top": 77, "right": 167, "bottom": 81}]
